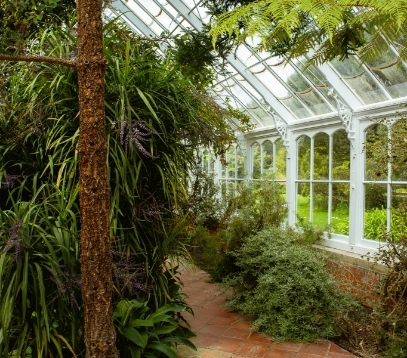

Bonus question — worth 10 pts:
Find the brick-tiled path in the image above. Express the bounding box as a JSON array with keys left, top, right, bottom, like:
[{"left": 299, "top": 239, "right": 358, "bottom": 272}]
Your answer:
[{"left": 177, "top": 264, "right": 357, "bottom": 358}]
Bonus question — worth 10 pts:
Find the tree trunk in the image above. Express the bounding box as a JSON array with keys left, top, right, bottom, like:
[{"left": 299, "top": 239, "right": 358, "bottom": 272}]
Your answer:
[{"left": 76, "top": 0, "right": 119, "bottom": 357}]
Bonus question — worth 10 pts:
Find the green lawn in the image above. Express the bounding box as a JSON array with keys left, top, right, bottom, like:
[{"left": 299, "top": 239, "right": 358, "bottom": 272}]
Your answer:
[{"left": 296, "top": 195, "right": 349, "bottom": 234}]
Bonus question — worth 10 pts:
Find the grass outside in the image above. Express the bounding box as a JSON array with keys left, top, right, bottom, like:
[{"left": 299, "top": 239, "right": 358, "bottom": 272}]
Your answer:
[{"left": 296, "top": 195, "right": 349, "bottom": 234}]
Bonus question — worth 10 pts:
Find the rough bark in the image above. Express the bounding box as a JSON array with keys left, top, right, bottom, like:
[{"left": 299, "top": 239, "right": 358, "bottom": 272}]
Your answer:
[
  {"left": 76, "top": 0, "right": 119, "bottom": 357},
  {"left": 0, "top": 54, "right": 76, "bottom": 67}
]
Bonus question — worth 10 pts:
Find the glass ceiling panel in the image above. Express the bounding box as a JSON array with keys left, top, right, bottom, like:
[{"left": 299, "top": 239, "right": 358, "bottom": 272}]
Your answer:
[
  {"left": 249, "top": 64, "right": 311, "bottom": 119},
  {"left": 115, "top": 0, "right": 407, "bottom": 128},
  {"left": 213, "top": 84, "right": 262, "bottom": 126},
  {"left": 250, "top": 64, "right": 289, "bottom": 98},
  {"left": 155, "top": 1, "right": 178, "bottom": 17},
  {"left": 364, "top": 44, "right": 407, "bottom": 99},
  {"left": 236, "top": 45, "right": 260, "bottom": 67},
  {"left": 181, "top": 0, "right": 200, "bottom": 9},
  {"left": 126, "top": 1, "right": 166, "bottom": 35},
  {"left": 280, "top": 97, "right": 311, "bottom": 119},
  {"left": 330, "top": 57, "right": 388, "bottom": 104},
  {"left": 292, "top": 58, "right": 337, "bottom": 109},
  {"left": 170, "top": 20, "right": 189, "bottom": 35},
  {"left": 237, "top": 77, "right": 263, "bottom": 98},
  {"left": 224, "top": 63, "right": 238, "bottom": 77},
  {"left": 222, "top": 79, "right": 274, "bottom": 125},
  {"left": 273, "top": 60, "right": 332, "bottom": 115}
]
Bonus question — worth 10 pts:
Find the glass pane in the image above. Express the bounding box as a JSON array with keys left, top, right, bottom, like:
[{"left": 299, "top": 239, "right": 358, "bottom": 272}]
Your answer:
[
  {"left": 391, "top": 120, "right": 407, "bottom": 181},
  {"left": 253, "top": 66, "right": 289, "bottom": 98},
  {"left": 227, "top": 147, "right": 236, "bottom": 179},
  {"left": 252, "top": 142, "right": 261, "bottom": 179},
  {"left": 364, "top": 38, "right": 407, "bottom": 99},
  {"left": 365, "top": 124, "right": 388, "bottom": 181},
  {"left": 236, "top": 44, "right": 259, "bottom": 67},
  {"left": 391, "top": 185, "right": 407, "bottom": 242},
  {"left": 262, "top": 140, "right": 273, "bottom": 179},
  {"left": 297, "top": 135, "right": 311, "bottom": 180},
  {"left": 313, "top": 183, "right": 329, "bottom": 229},
  {"left": 249, "top": 102, "right": 274, "bottom": 125},
  {"left": 332, "top": 130, "right": 350, "bottom": 180},
  {"left": 237, "top": 147, "right": 245, "bottom": 179},
  {"left": 364, "top": 184, "right": 388, "bottom": 241},
  {"left": 372, "top": 65, "right": 407, "bottom": 99},
  {"left": 332, "top": 183, "right": 350, "bottom": 235},
  {"left": 346, "top": 74, "right": 387, "bottom": 104},
  {"left": 331, "top": 57, "right": 388, "bottom": 104},
  {"left": 280, "top": 96, "right": 311, "bottom": 119},
  {"left": 297, "top": 182, "right": 310, "bottom": 224},
  {"left": 275, "top": 139, "right": 286, "bottom": 180},
  {"left": 313, "top": 132, "right": 329, "bottom": 180},
  {"left": 297, "top": 90, "right": 332, "bottom": 115}
]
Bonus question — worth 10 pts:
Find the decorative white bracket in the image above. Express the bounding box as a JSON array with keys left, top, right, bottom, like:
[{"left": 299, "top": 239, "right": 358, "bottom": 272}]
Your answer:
[
  {"left": 328, "top": 88, "right": 355, "bottom": 146},
  {"left": 261, "top": 100, "right": 290, "bottom": 147},
  {"left": 272, "top": 112, "right": 290, "bottom": 148}
]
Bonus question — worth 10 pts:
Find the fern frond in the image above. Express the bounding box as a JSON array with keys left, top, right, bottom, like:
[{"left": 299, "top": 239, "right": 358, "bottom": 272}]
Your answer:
[{"left": 209, "top": 0, "right": 407, "bottom": 65}]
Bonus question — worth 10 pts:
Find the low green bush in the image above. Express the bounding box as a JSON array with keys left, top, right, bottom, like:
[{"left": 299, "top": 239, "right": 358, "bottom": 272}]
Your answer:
[{"left": 225, "top": 228, "right": 356, "bottom": 342}]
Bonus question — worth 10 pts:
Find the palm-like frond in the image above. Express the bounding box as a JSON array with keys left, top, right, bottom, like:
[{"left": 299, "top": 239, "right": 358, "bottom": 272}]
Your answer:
[{"left": 209, "top": 0, "right": 407, "bottom": 65}]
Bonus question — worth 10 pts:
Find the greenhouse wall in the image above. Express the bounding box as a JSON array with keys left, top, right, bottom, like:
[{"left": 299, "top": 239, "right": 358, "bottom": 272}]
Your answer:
[{"left": 209, "top": 102, "right": 407, "bottom": 257}]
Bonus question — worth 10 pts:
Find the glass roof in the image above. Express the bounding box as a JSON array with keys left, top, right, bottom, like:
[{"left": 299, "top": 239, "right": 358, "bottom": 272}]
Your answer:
[{"left": 111, "top": 0, "right": 407, "bottom": 127}]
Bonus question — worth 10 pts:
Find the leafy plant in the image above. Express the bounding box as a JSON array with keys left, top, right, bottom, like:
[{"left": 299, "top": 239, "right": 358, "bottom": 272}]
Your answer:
[
  {"left": 114, "top": 299, "right": 195, "bottom": 358},
  {"left": 0, "top": 184, "right": 82, "bottom": 357},
  {"left": 0, "top": 17, "right": 245, "bottom": 356},
  {"left": 367, "top": 237, "right": 407, "bottom": 357},
  {"left": 224, "top": 228, "right": 356, "bottom": 342},
  {"left": 364, "top": 207, "right": 387, "bottom": 241},
  {"left": 211, "top": 180, "right": 287, "bottom": 281}
]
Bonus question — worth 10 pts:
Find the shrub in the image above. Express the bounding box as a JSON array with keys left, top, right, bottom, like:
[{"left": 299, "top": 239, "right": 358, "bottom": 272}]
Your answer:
[
  {"left": 225, "top": 228, "right": 355, "bottom": 342},
  {"left": 212, "top": 181, "right": 287, "bottom": 281},
  {"left": 367, "top": 237, "right": 407, "bottom": 357}
]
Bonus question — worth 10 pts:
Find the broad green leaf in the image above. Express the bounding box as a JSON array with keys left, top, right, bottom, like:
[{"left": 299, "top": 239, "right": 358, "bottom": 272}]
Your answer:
[
  {"left": 146, "top": 342, "right": 177, "bottom": 358},
  {"left": 122, "top": 327, "right": 148, "bottom": 348}
]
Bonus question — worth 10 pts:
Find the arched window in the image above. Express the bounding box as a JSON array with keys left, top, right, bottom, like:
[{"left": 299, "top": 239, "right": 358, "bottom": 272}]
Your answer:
[
  {"left": 297, "top": 135, "right": 311, "bottom": 180},
  {"left": 313, "top": 132, "right": 329, "bottom": 180},
  {"left": 275, "top": 138, "right": 286, "bottom": 180},
  {"left": 364, "top": 121, "right": 407, "bottom": 242},
  {"left": 296, "top": 135, "right": 311, "bottom": 223},
  {"left": 364, "top": 124, "right": 388, "bottom": 241},
  {"left": 296, "top": 131, "right": 350, "bottom": 233},
  {"left": 252, "top": 142, "right": 261, "bottom": 179},
  {"left": 262, "top": 140, "right": 273, "bottom": 179},
  {"left": 331, "top": 129, "right": 350, "bottom": 235}
]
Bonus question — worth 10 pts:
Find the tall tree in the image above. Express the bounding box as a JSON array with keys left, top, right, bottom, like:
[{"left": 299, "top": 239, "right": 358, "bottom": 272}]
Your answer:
[
  {"left": 76, "top": 0, "right": 118, "bottom": 356},
  {"left": 0, "top": 0, "right": 118, "bottom": 356}
]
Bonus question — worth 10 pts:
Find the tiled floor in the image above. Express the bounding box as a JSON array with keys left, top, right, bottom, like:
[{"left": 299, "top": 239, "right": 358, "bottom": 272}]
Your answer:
[{"left": 177, "top": 264, "right": 357, "bottom": 358}]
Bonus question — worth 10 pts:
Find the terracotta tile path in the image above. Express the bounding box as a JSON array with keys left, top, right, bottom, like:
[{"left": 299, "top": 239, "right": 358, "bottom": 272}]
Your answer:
[{"left": 177, "top": 264, "right": 357, "bottom": 358}]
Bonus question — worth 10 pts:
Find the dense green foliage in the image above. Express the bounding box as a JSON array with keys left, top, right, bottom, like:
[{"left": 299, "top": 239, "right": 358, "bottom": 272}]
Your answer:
[
  {"left": 0, "top": 19, "right": 246, "bottom": 356},
  {"left": 369, "top": 238, "right": 407, "bottom": 357},
  {"left": 225, "top": 228, "right": 355, "bottom": 341},
  {"left": 209, "top": 0, "right": 407, "bottom": 66},
  {"left": 0, "top": 0, "right": 76, "bottom": 53},
  {"left": 188, "top": 180, "right": 287, "bottom": 281}
]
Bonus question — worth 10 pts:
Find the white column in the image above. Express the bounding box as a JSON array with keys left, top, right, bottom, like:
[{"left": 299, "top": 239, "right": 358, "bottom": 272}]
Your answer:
[
  {"left": 349, "top": 116, "right": 364, "bottom": 247},
  {"left": 286, "top": 128, "right": 297, "bottom": 226}
]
